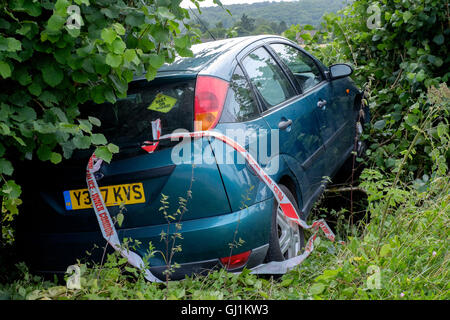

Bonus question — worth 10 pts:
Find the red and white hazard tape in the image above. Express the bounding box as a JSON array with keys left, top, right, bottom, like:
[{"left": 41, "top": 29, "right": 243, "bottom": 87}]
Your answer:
[
  {"left": 86, "top": 154, "right": 161, "bottom": 282},
  {"left": 86, "top": 119, "right": 336, "bottom": 280}
]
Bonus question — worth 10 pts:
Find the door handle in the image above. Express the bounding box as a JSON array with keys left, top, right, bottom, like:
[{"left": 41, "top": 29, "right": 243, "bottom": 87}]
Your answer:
[
  {"left": 278, "top": 119, "right": 292, "bottom": 130},
  {"left": 317, "top": 99, "right": 327, "bottom": 109}
]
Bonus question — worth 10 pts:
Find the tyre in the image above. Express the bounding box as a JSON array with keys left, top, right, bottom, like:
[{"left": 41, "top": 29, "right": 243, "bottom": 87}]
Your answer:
[{"left": 265, "top": 184, "right": 305, "bottom": 262}]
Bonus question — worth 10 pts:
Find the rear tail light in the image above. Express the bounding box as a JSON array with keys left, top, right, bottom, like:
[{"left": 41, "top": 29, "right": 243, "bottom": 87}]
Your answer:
[
  {"left": 220, "top": 250, "right": 251, "bottom": 270},
  {"left": 194, "top": 75, "right": 229, "bottom": 131}
]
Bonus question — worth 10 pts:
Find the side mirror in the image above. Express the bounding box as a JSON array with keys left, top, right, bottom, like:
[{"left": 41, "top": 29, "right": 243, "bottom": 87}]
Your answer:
[{"left": 329, "top": 63, "right": 353, "bottom": 80}]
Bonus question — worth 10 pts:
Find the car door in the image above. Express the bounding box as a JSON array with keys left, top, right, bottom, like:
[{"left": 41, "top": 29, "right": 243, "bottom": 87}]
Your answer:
[
  {"left": 267, "top": 42, "right": 340, "bottom": 178},
  {"left": 240, "top": 46, "right": 325, "bottom": 203}
]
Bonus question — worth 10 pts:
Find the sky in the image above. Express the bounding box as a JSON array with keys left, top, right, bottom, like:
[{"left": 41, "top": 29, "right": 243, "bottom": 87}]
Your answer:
[{"left": 180, "top": 0, "right": 296, "bottom": 8}]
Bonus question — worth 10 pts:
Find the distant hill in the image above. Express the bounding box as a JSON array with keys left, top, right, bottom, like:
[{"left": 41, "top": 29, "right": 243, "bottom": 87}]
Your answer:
[{"left": 192, "top": 0, "right": 348, "bottom": 29}]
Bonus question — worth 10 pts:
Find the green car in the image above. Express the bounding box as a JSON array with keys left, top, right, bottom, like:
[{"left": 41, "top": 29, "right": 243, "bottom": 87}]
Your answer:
[{"left": 17, "top": 35, "right": 368, "bottom": 280}]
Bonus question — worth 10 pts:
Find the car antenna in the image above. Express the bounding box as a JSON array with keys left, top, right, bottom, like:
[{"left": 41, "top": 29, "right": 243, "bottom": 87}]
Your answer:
[{"left": 189, "top": 7, "right": 216, "bottom": 41}]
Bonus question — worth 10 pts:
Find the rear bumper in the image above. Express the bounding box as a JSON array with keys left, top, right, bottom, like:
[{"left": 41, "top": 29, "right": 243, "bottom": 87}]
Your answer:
[
  {"left": 148, "top": 244, "right": 269, "bottom": 281},
  {"left": 18, "top": 197, "right": 274, "bottom": 278}
]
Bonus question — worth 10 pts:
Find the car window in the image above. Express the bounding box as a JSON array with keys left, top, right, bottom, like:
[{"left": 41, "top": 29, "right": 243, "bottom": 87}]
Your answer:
[
  {"left": 270, "top": 43, "right": 323, "bottom": 93},
  {"left": 80, "top": 79, "right": 195, "bottom": 146},
  {"left": 242, "top": 47, "right": 295, "bottom": 108},
  {"left": 221, "top": 65, "right": 259, "bottom": 123}
]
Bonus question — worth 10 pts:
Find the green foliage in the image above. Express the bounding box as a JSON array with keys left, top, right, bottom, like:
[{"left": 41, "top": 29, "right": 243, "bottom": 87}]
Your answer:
[
  {"left": 0, "top": 0, "right": 209, "bottom": 242},
  {"left": 285, "top": 0, "right": 449, "bottom": 181}
]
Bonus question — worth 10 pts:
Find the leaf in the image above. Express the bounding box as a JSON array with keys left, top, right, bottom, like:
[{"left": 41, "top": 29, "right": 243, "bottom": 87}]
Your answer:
[
  {"left": 174, "top": 35, "right": 189, "bottom": 48},
  {"left": 124, "top": 49, "right": 138, "bottom": 64},
  {"left": 88, "top": 116, "right": 101, "bottom": 127},
  {"left": 73, "top": 135, "right": 91, "bottom": 149},
  {"left": 1, "top": 180, "right": 21, "bottom": 198},
  {"left": 0, "top": 158, "right": 14, "bottom": 175},
  {"left": 7, "top": 37, "right": 21, "bottom": 52},
  {"left": 72, "top": 71, "right": 89, "bottom": 83},
  {"left": 28, "top": 81, "right": 42, "bottom": 96},
  {"left": 309, "top": 283, "right": 326, "bottom": 295},
  {"left": 105, "top": 53, "right": 122, "bottom": 68},
  {"left": 373, "top": 119, "right": 386, "bottom": 130},
  {"left": 149, "top": 54, "right": 165, "bottom": 69},
  {"left": 0, "top": 61, "right": 11, "bottom": 78},
  {"left": 157, "top": 7, "right": 175, "bottom": 20},
  {"left": 432, "top": 34, "right": 444, "bottom": 45},
  {"left": 91, "top": 133, "right": 107, "bottom": 145},
  {"left": 78, "top": 119, "right": 92, "bottom": 133},
  {"left": 95, "top": 146, "right": 112, "bottom": 163},
  {"left": 380, "top": 243, "right": 392, "bottom": 257},
  {"left": 280, "top": 278, "right": 293, "bottom": 287},
  {"left": 107, "top": 143, "right": 119, "bottom": 153},
  {"left": 47, "top": 14, "right": 66, "bottom": 34},
  {"left": 403, "top": 11, "right": 413, "bottom": 23},
  {"left": 101, "top": 28, "right": 117, "bottom": 44},
  {"left": 50, "top": 152, "right": 62, "bottom": 164},
  {"left": 112, "top": 23, "right": 125, "bottom": 35},
  {"left": 125, "top": 12, "right": 145, "bottom": 27},
  {"left": 41, "top": 65, "right": 64, "bottom": 87},
  {"left": 175, "top": 47, "right": 193, "bottom": 57},
  {"left": 111, "top": 38, "right": 126, "bottom": 54},
  {"left": 117, "top": 213, "right": 124, "bottom": 227}
]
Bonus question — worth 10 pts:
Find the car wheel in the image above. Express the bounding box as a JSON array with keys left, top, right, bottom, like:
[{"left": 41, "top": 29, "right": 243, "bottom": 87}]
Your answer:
[{"left": 266, "top": 184, "right": 305, "bottom": 262}]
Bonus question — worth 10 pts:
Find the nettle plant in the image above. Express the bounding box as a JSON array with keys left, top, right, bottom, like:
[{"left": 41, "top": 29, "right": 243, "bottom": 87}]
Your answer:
[{"left": 0, "top": 0, "right": 223, "bottom": 240}]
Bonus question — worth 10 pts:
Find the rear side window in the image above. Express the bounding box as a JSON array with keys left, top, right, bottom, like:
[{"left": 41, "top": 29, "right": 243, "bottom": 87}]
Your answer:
[
  {"left": 221, "top": 65, "right": 259, "bottom": 123},
  {"left": 81, "top": 79, "right": 195, "bottom": 146},
  {"left": 270, "top": 43, "right": 323, "bottom": 93},
  {"left": 242, "top": 47, "right": 295, "bottom": 108}
]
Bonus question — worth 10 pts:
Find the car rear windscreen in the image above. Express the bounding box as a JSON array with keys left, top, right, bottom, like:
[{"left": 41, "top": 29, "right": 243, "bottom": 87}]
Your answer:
[{"left": 81, "top": 78, "right": 195, "bottom": 146}]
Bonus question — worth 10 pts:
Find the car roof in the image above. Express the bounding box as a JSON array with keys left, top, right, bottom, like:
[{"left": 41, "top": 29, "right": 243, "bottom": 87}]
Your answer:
[{"left": 135, "top": 35, "right": 290, "bottom": 82}]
